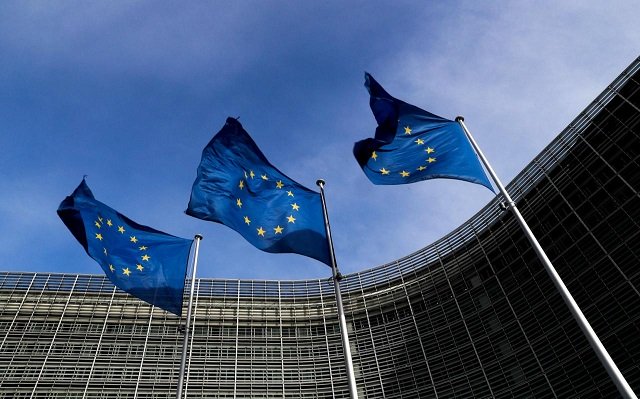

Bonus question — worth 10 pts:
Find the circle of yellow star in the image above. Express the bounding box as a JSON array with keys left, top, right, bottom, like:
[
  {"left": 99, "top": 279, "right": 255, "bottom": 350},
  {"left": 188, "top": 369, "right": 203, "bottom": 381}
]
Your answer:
[
  {"left": 106, "top": 220, "right": 113, "bottom": 227},
  {"left": 123, "top": 268, "right": 131, "bottom": 276},
  {"left": 427, "top": 157, "right": 436, "bottom": 163},
  {"left": 291, "top": 203, "right": 300, "bottom": 211},
  {"left": 276, "top": 180, "right": 284, "bottom": 189},
  {"left": 371, "top": 151, "right": 378, "bottom": 161},
  {"left": 95, "top": 221, "right": 101, "bottom": 228},
  {"left": 415, "top": 138, "right": 424, "bottom": 145},
  {"left": 287, "top": 215, "right": 296, "bottom": 223},
  {"left": 139, "top": 246, "right": 147, "bottom": 251},
  {"left": 236, "top": 198, "right": 243, "bottom": 208},
  {"left": 95, "top": 233, "right": 103, "bottom": 241},
  {"left": 239, "top": 180, "right": 245, "bottom": 190},
  {"left": 130, "top": 236, "right": 138, "bottom": 243},
  {"left": 141, "top": 254, "right": 151, "bottom": 261},
  {"left": 136, "top": 264, "right": 144, "bottom": 271},
  {"left": 380, "top": 168, "right": 390, "bottom": 175},
  {"left": 109, "top": 264, "right": 115, "bottom": 272},
  {"left": 417, "top": 166, "right": 427, "bottom": 171},
  {"left": 244, "top": 216, "right": 251, "bottom": 225},
  {"left": 287, "top": 191, "right": 294, "bottom": 197},
  {"left": 257, "top": 227, "right": 266, "bottom": 236},
  {"left": 400, "top": 170, "right": 410, "bottom": 177},
  {"left": 118, "top": 226, "right": 125, "bottom": 234},
  {"left": 261, "top": 174, "right": 268, "bottom": 180},
  {"left": 404, "top": 126, "right": 412, "bottom": 135},
  {"left": 426, "top": 147, "right": 435, "bottom": 154},
  {"left": 274, "top": 225, "right": 283, "bottom": 234}
]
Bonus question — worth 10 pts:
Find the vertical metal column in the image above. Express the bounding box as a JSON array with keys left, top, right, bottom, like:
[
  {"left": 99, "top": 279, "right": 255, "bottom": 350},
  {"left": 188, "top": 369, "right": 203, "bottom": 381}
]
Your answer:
[
  {"left": 457, "top": 116, "right": 636, "bottom": 399},
  {"left": 176, "top": 234, "right": 203, "bottom": 399},
  {"left": 183, "top": 278, "right": 201, "bottom": 399},
  {"left": 316, "top": 179, "right": 359, "bottom": 399},
  {"left": 134, "top": 307, "right": 154, "bottom": 399}
]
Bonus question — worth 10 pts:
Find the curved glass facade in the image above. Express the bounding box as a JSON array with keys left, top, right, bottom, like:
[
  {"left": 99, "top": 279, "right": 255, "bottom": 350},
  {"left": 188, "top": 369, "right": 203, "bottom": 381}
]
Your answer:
[{"left": 1, "top": 57, "right": 639, "bottom": 398}]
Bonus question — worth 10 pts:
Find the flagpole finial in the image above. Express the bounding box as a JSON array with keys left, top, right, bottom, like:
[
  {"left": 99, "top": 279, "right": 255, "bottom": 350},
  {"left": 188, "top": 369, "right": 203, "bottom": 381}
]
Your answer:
[
  {"left": 316, "top": 179, "right": 326, "bottom": 188},
  {"left": 455, "top": 116, "right": 464, "bottom": 122},
  {"left": 194, "top": 234, "right": 203, "bottom": 240}
]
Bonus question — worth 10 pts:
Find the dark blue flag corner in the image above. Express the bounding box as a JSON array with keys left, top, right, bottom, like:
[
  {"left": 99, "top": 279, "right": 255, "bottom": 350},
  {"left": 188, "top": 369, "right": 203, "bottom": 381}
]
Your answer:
[
  {"left": 353, "top": 72, "right": 494, "bottom": 192},
  {"left": 186, "top": 117, "right": 331, "bottom": 267},
  {"left": 58, "top": 179, "right": 193, "bottom": 316}
]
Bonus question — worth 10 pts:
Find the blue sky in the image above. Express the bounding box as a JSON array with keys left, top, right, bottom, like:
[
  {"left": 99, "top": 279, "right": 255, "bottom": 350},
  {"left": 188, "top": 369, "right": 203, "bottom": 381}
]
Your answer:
[{"left": 0, "top": 1, "right": 638, "bottom": 280}]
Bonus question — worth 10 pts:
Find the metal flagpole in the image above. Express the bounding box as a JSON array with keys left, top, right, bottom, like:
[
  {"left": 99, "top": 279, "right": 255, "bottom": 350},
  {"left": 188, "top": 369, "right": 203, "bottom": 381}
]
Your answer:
[
  {"left": 456, "top": 116, "right": 637, "bottom": 399},
  {"left": 317, "top": 179, "right": 359, "bottom": 399},
  {"left": 176, "top": 234, "right": 203, "bottom": 399}
]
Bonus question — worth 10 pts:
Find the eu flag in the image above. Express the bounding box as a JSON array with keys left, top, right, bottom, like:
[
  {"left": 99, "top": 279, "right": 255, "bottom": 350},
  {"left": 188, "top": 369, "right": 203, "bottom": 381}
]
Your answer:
[
  {"left": 354, "top": 73, "right": 494, "bottom": 191},
  {"left": 186, "top": 118, "right": 331, "bottom": 266},
  {"left": 58, "top": 179, "right": 193, "bottom": 316}
]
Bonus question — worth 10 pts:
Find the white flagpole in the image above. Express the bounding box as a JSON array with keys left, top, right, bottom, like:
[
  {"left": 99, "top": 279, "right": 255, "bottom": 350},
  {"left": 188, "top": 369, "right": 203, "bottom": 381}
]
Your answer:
[
  {"left": 317, "top": 179, "right": 359, "bottom": 399},
  {"left": 456, "top": 116, "right": 636, "bottom": 399},
  {"left": 176, "top": 234, "right": 203, "bottom": 399}
]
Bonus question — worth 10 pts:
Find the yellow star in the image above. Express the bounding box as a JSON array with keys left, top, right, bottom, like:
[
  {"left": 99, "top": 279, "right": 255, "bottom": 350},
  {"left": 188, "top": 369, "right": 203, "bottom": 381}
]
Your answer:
[
  {"left": 139, "top": 246, "right": 147, "bottom": 251},
  {"left": 249, "top": 170, "right": 255, "bottom": 179},
  {"left": 415, "top": 138, "right": 424, "bottom": 145},
  {"left": 380, "top": 168, "right": 390, "bottom": 175},
  {"left": 426, "top": 147, "right": 435, "bottom": 154},
  {"left": 109, "top": 264, "right": 115, "bottom": 272},
  {"left": 257, "top": 227, "right": 266, "bottom": 236},
  {"left": 276, "top": 180, "right": 284, "bottom": 189},
  {"left": 95, "top": 233, "right": 103, "bottom": 241},
  {"left": 291, "top": 203, "right": 300, "bottom": 211},
  {"left": 236, "top": 198, "right": 243, "bottom": 208},
  {"left": 400, "top": 170, "right": 410, "bottom": 177},
  {"left": 118, "top": 226, "right": 125, "bottom": 234},
  {"left": 287, "top": 190, "right": 294, "bottom": 197},
  {"left": 261, "top": 174, "right": 268, "bottom": 180},
  {"left": 94, "top": 221, "right": 101, "bottom": 228},
  {"left": 141, "top": 254, "right": 151, "bottom": 262},
  {"left": 274, "top": 225, "right": 283, "bottom": 234},
  {"left": 130, "top": 236, "right": 138, "bottom": 243},
  {"left": 103, "top": 248, "right": 108, "bottom": 255},
  {"left": 404, "top": 126, "right": 412, "bottom": 135},
  {"left": 98, "top": 217, "right": 103, "bottom": 222},
  {"left": 239, "top": 180, "right": 245, "bottom": 190},
  {"left": 123, "top": 268, "right": 131, "bottom": 276},
  {"left": 287, "top": 215, "right": 296, "bottom": 223},
  {"left": 427, "top": 157, "right": 436, "bottom": 163},
  {"left": 244, "top": 170, "right": 248, "bottom": 179},
  {"left": 417, "top": 166, "right": 427, "bottom": 171},
  {"left": 136, "top": 264, "right": 144, "bottom": 272},
  {"left": 244, "top": 216, "right": 251, "bottom": 225},
  {"left": 371, "top": 151, "right": 378, "bottom": 161},
  {"left": 106, "top": 219, "right": 113, "bottom": 227}
]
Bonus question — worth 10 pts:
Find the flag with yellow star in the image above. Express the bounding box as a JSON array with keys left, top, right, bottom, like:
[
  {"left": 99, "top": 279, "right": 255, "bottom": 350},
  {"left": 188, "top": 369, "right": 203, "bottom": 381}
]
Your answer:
[
  {"left": 186, "top": 117, "right": 331, "bottom": 266},
  {"left": 58, "top": 179, "right": 193, "bottom": 316},
  {"left": 353, "top": 73, "right": 494, "bottom": 191}
]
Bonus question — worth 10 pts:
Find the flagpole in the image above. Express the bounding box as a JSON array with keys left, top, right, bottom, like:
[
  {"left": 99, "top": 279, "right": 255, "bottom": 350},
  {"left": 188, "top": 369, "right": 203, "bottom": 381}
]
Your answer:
[
  {"left": 317, "top": 179, "right": 359, "bottom": 399},
  {"left": 176, "top": 234, "right": 203, "bottom": 399},
  {"left": 456, "top": 116, "right": 636, "bottom": 399}
]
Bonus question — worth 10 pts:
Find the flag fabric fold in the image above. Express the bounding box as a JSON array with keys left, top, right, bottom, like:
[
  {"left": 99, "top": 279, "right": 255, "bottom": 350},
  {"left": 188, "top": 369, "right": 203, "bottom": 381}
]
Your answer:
[
  {"left": 58, "top": 179, "right": 193, "bottom": 316},
  {"left": 186, "top": 117, "right": 331, "bottom": 267},
  {"left": 353, "top": 73, "right": 494, "bottom": 191}
]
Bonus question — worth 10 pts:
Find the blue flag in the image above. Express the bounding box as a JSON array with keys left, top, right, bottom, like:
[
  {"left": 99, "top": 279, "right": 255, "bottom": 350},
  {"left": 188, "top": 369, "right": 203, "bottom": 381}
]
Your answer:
[
  {"left": 186, "top": 118, "right": 331, "bottom": 266},
  {"left": 354, "top": 73, "right": 494, "bottom": 191},
  {"left": 58, "top": 180, "right": 193, "bottom": 316}
]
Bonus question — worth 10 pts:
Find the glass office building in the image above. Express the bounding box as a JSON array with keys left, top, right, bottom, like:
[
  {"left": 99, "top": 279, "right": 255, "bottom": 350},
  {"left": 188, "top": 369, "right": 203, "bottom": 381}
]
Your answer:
[{"left": 1, "top": 57, "right": 639, "bottom": 398}]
